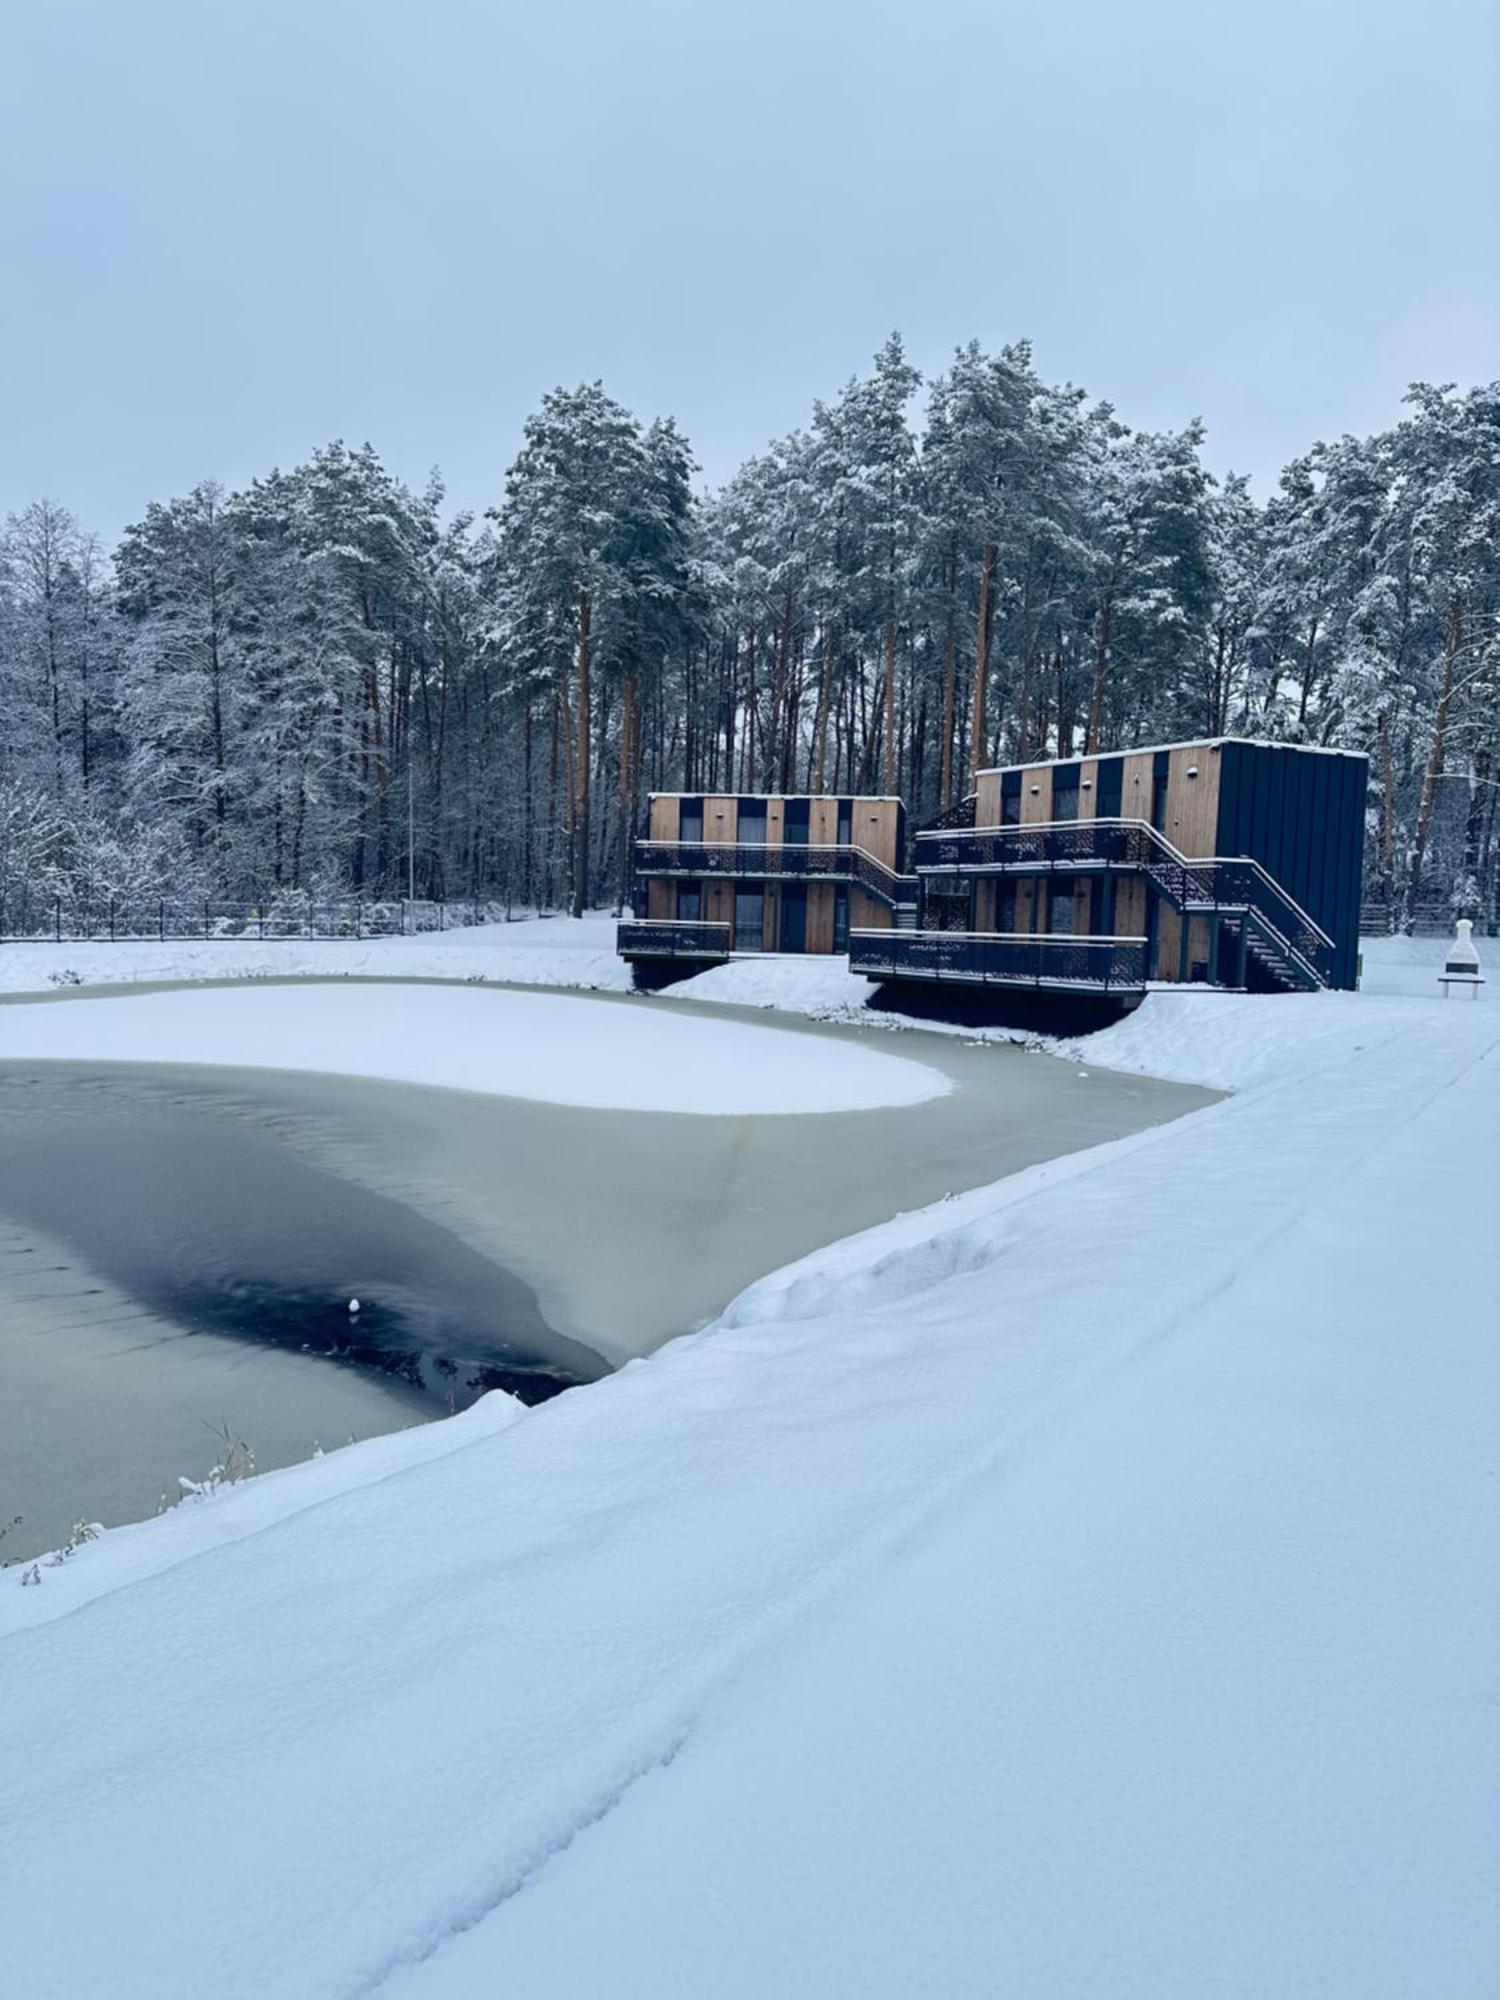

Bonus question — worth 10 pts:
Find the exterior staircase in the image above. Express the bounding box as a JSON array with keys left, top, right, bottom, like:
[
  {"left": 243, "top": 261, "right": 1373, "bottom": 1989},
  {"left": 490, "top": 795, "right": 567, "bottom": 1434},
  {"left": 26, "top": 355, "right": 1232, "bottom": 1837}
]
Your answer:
[{"left": 913, "top": 817, "right": 1335, "bottom": 994}]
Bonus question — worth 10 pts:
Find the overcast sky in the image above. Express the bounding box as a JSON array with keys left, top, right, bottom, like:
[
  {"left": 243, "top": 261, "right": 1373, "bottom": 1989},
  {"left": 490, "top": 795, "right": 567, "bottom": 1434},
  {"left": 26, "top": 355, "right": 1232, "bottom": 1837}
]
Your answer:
[{"left": 3, "top": 0, "right": 1495, "bottom": 540}]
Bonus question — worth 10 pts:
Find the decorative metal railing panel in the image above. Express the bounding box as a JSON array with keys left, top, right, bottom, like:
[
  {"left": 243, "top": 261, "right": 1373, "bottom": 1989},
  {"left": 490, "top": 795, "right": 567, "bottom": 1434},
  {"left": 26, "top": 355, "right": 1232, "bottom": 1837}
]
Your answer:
[
  {"left": 632, "top": 841, "right": 918, "bottom": 908},
  {"left": 616, "top": 919, "right": 733, "bottom": 959},
  {"left": 914, "top": 792, "right": 978, "bottom": 836},
  {"left": 848, "top": 928, "right": 1149, "bottom": 992},
  {"left": 914, "top": 818, "right": 1334, "bottom": 988}
]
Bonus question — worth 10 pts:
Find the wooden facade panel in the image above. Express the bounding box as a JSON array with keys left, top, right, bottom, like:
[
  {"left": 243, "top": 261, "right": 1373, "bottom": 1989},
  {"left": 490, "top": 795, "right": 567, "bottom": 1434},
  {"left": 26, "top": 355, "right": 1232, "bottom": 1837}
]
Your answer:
[
  {"left": 806, "top": 883, "right": 835, "bottom": 954},
  {"left": 646, "top": 878, "right": 673, "bottom": 920},
  {"left": 1121, "top": 752, "right": 1155, "bottom": 823},
  {"left": 1149, "top": 908, "right": 1212, "bottom": 979},
  {"left": 648, "top": 795, "right": 679, "bottom": 840},
  {"left": 1077, "top": 759, "right": 1099, "bottom": 818},
  {"left": 975, "top": 771, "right": 1003, "bottom": 827},
  {"left": 1114, "top": 877, "right": 1146, "bottom": 940},
  {"left": 1164, "top": 743, "right": 1221, "bottom": 857},
  {"left": 1019, "top": 768, "right": 1052, "bottom": 824},
  {"left": 704, "top": 795, "right": 737, "bottom": 841},
  {"left": 809, "top": 798, "right": 839, "bottom": 846},
  {"left": 851, "top": 887, "right": 891, "bottom": 931},
  {"left": 1155, "top": 903, "right": 1181, "bottom": 980},
  {"left": 766, "top": 798, "right": 785, "bottom": 843},
  {"left": 855, "top": 800, "right": 900, "bottom": 869},
  {"left": 706, "top": 881, "right": 734, "bottom": 927}
]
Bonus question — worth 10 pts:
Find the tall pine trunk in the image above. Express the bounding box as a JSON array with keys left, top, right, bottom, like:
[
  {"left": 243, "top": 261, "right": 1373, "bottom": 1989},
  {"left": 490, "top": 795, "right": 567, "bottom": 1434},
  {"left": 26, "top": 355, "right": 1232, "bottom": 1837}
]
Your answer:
[
  {"left": 1404, "top": 598, "right": 1464, "bottom": 930},
  {"left": 615, "top": 671, "right": 639, "bottom": 914},
  {"left": 938, "top": 585, "right": 957, "bottom": 807},
  {"left": 572, "top": 589, "right": 592, "bottom": 918},
  {"left": 882, "top": 615, "right": 898, "bottom": 794},
  {"left": 969, "top": 544, "right": 995, "bottom": 787}
]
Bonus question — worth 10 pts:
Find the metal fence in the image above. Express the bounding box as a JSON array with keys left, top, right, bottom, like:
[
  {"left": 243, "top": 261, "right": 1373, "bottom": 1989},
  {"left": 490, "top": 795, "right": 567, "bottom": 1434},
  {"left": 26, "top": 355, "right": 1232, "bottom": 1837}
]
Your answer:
[
  {"left": 0, "top": 897, "right": 511, "bottom": 943},
  {"left": 1358, "top": 901, "right": 1496, "bottom": 938}
]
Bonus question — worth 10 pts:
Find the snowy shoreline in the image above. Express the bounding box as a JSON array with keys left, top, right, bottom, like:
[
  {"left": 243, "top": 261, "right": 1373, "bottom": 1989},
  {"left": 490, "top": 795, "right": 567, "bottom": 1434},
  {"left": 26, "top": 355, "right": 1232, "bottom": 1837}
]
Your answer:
[{"left": 0, "top": 910, "right": 1458, "bottom": 1093}]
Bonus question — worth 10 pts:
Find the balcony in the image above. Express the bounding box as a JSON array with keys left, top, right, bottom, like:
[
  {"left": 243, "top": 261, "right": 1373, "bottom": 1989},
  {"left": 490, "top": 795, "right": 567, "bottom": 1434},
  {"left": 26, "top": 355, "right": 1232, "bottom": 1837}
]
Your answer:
[
  {"left": 848, "top": 928, "right": 1149, "bottom": 994},
  {"left": 632, "top": 841, "right": 918, "bottom": 911},
  {"left": 616, "top": 919, "right": 733, "bottom": 962},
  {"left": 915, "top": 817, "right": 1333, "bottom": 989}
]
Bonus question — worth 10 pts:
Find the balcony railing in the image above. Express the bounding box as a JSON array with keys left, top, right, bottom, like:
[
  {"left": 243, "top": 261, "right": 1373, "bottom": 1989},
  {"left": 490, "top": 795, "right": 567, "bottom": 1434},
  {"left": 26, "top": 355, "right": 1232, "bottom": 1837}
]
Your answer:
[
  {"left": 616, "top": 918, "right": 733, "bottom": 960},
  {"left": 632, "top": 841, "right": 918, "bottom": 909},
  {"left": 848, "top": 928, "right": 1149, "bottom": 993},
  {"left": 915, "top": 817, "right": 1334, "bottom": 988}
]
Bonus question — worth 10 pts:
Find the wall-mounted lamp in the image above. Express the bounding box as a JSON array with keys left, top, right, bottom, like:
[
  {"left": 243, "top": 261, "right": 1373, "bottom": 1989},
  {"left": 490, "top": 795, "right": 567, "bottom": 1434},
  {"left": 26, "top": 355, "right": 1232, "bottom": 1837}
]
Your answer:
[
  {"left": 1081, "top": 779, "right": 1092, "bottom": 790},
  {"left": 1186, "top": 765, "right": 1200, "bottom": 779},
  {"left": 1029, "top": 784, "right": 1041, "bottom": 795}
]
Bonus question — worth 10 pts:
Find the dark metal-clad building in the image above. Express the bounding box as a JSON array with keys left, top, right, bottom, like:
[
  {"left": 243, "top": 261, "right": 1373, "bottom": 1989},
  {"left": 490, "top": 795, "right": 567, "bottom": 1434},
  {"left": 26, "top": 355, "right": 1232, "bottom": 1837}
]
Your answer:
[{"left": 849, "top": 738, "right": 1368, "bottom": 1003}]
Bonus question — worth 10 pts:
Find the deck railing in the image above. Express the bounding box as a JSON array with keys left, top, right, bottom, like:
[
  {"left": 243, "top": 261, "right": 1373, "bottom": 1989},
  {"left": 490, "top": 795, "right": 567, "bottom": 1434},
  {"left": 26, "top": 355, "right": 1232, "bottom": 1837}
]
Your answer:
[
  {"left": 848, "top": 928, "right": 1149, "bottom": 993},
  {"left": 632, "top": 841, "right": 918, "bottom": 909},
  {"left": 915, "top": 818, "right": 1334, "bottom": 988},
  {"left": 616, "top": 918, "right": 733, "bottom": 960}
]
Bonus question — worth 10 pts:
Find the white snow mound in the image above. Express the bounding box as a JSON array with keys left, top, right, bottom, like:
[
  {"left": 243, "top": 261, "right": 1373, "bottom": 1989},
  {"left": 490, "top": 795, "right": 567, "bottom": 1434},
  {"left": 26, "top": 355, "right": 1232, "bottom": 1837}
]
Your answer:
[{"left": 0, "top": 981, "right": 949, "bottom": 1116}]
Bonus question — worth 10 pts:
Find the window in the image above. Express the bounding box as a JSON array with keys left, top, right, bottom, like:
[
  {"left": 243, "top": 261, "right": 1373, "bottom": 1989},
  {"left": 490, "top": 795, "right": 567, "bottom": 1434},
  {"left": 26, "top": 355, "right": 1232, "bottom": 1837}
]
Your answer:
[
  {"left": 1096, "top": 758, "right": 1123, "bottom": 820},
  {"left": 836, "top": 799, "right": 853, "bottom": 846},
  {"left": 676, "top": 884, "right": 701, "bottom": 922},
  {"left": 679, "top": 799, "right": 703, "bottom": 844},
  {"left": 997, "top": 883, "right": 1018, "bottom": 932},
  {"left": 1049, "top": 889, "right": 1077, "bottom": 935},
  {"left": 1053, "top": 769, "right": 1079, "bottom": 821},
  {"left": 783, "top": 800, "right": 810, "bottom": 845},
  {"left": 738, "top": 801, "right": 766, "bottom": 844},
  {"left": 1001, "top": 783, "right": 1021, "bottom": 826}
]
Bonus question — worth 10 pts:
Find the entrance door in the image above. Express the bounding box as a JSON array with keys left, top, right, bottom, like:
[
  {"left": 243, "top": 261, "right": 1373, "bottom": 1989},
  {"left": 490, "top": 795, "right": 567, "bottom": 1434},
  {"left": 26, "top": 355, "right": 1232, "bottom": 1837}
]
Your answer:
[
  {"left": 781, "top": 885, "right": 807, "bottom": 953},
  {"left": 734, "top": 889, "right": 764, "bottom": 952}
]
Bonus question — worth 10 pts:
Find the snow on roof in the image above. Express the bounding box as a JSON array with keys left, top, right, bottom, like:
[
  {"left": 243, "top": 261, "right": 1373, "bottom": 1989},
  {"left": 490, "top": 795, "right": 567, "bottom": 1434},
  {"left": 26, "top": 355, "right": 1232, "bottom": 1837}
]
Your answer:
[
  {"left": 975, "top": 737, "right": 1368, "bottom": 779},
  {"left": 646, "top": 792, "right": 905, "bottom": 804}
]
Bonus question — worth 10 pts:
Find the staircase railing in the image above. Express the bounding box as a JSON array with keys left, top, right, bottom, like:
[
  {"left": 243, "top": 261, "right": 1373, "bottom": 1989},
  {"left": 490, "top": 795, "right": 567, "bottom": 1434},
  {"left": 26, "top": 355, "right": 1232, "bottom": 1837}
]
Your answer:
[
  {"left": 915, "top": 817, "right": 1335, "bottom": 988},
  {"left": 914, "top": 793, "right": 978, "bottom": 837},
  {"left": 632, "top": 840, "right": 919, "bottom": 910}
]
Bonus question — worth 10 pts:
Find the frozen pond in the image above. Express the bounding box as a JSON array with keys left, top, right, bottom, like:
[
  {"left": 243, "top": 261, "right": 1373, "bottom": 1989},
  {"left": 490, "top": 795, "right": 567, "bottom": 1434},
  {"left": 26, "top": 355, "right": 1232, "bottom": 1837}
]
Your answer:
[{"left": 0, "top": 981, "right": 1215, "bottom": 1558}]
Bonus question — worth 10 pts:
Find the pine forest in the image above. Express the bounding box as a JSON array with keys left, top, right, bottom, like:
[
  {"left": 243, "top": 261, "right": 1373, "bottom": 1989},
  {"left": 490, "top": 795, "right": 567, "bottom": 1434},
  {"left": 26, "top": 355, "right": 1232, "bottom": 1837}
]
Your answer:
[{"left": 3, "top": 338, "right": 1497, "bottom": 932}]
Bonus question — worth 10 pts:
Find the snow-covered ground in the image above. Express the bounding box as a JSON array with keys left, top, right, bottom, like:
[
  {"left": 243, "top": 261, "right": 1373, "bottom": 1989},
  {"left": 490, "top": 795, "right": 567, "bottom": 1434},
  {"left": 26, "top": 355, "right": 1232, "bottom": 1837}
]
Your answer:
[
  {"left": 1, "top": 911, "right": 1461, "bottom": 1094},
  {"left": 0, "top": 980, "right": 947, "bottom": 1115},
  {"left": 0, "top": 929, "right": 1494, "bottom": 1996},
  {"left": 0, "top": 909, "right": 633, "bottom": 997}
]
